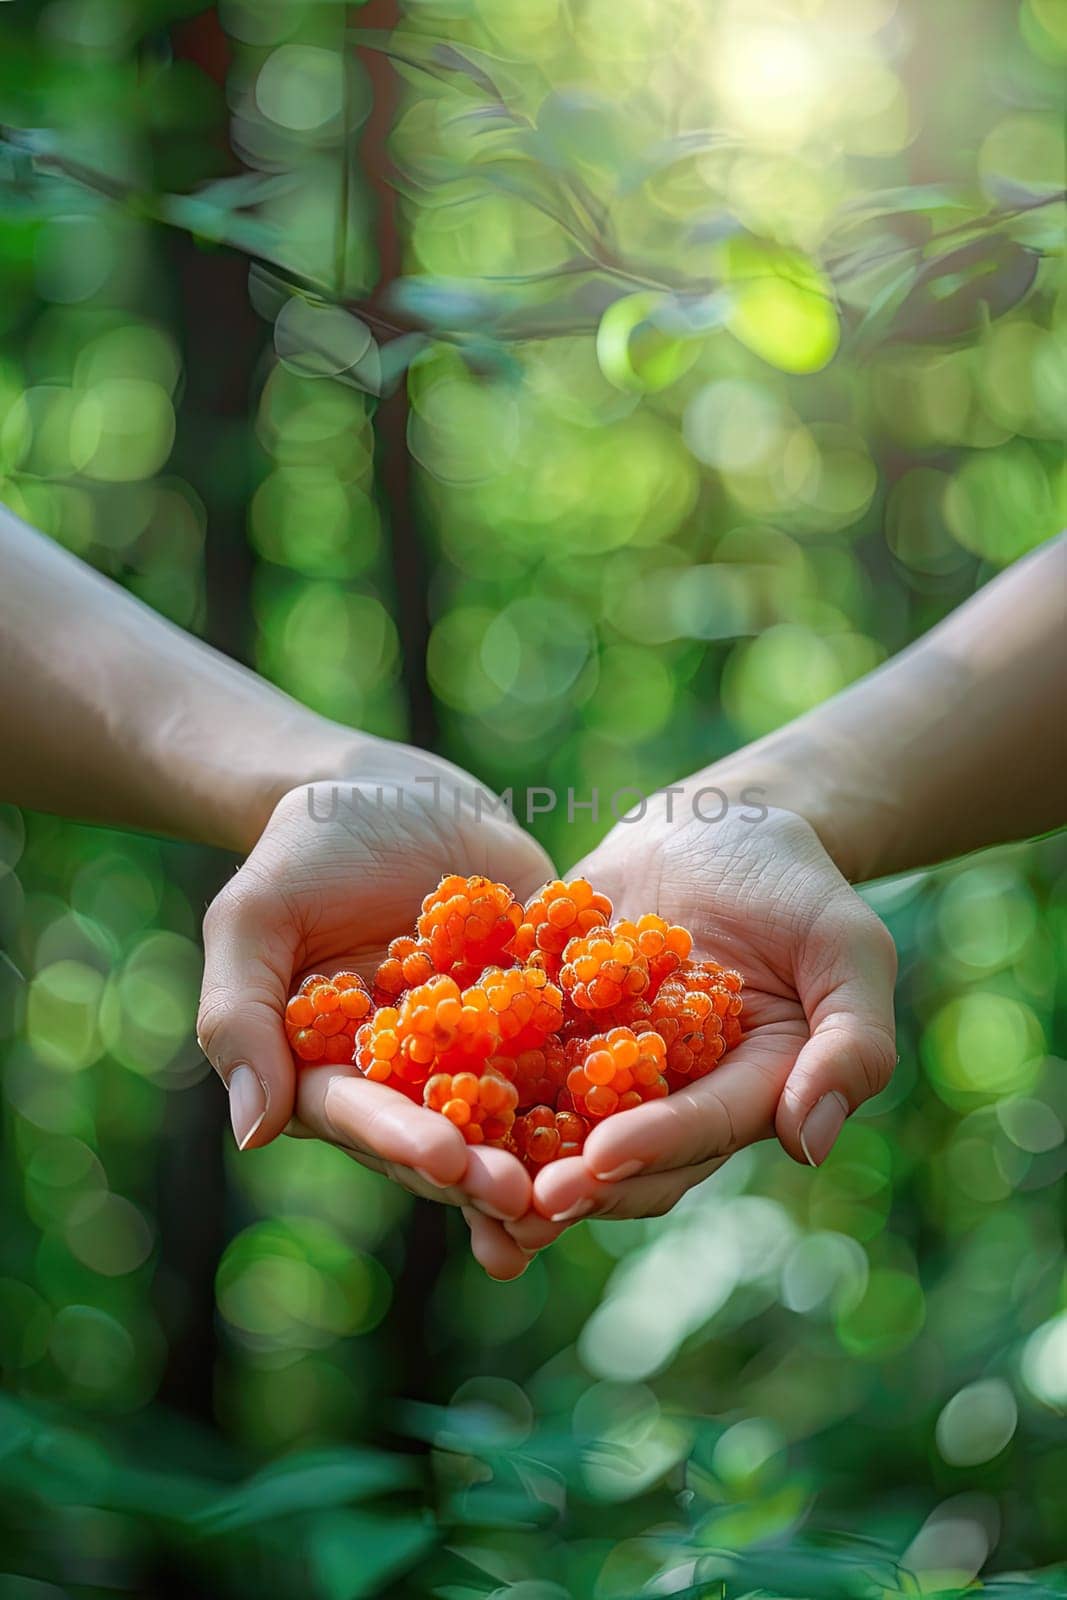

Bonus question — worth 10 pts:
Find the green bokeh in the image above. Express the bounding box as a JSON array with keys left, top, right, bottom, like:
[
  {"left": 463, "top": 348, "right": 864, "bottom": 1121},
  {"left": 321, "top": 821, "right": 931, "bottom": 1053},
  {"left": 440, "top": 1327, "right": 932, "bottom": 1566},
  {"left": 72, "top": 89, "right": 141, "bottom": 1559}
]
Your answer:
[{"left": 1, "top": 1, "right": 1065, "bottom": 1596}]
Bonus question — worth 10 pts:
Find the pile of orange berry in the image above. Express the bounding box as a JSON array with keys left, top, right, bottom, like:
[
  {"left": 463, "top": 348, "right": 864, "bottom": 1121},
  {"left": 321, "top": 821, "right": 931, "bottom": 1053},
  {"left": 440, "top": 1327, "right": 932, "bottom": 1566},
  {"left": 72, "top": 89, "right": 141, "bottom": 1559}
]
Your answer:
[{"left": 284, "top": 875, "right": 744, "bottom": 1171}]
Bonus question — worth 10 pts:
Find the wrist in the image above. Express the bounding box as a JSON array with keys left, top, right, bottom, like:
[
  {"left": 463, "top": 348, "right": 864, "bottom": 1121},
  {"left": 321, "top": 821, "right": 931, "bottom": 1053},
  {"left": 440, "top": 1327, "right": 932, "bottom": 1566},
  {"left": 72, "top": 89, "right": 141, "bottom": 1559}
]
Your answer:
[
  {"left": 211, "top": 724, "right": 498, "bottom": 857},
  {"left": 680, "top": 729, "right": 895, "bottom": 885},
  {"left": 178, "top": 715, "right": 383, "bottom": 856}
]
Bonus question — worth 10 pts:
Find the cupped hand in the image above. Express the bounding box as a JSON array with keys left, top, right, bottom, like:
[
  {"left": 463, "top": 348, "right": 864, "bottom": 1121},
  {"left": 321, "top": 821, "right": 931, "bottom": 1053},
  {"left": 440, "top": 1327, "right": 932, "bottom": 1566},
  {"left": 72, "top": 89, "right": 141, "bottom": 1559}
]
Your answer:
[
  {"left": 196, "top": 744, "right": 553, "bottom": 1232},
  {"left": 507, "top": 803, "right": 897, "bottom": 1240}
]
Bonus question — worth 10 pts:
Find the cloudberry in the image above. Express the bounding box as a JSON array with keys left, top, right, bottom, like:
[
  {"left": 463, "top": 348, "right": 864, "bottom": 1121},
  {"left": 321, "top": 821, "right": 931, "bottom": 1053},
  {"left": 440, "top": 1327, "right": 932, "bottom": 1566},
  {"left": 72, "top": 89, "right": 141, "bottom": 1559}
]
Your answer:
[
  {"left": 649, "top": 960, "right": 745, "bottom": 1084},
  {"left": 417, "top": 874, "right": 523, "bottom": 976},
  {"left": 373, "top": 936, "right": 435, "bottom": 1005},
  {"left": 612, "top": 914, "right": 692, "bottom": 994},
  {"left": 472, "top": 965, "right": 564, "bottom": 1049},
  {"left": 287, "top": 875, "right": 745, "bottom": 1165},
  {"left": 565, "top": 1027, "right": 668, "bottom": 1120},
  {"left": 512, "top": 1104, "right": 589, "bottom": 1168},
  {"left": 513, "top": 878, "right": 612, "bottom": 979},
  {"left": 560, "top": 928, "right": 650, "bottom": 1011},
  {"left": 424, "top": 1065, "right": 518, "bottom": 1146},
  {"left": 562, "top": 995, "right": 653, "bottom": 1043},
  {"left": 675, "top": 961, "right": 745, "bottom": 1052},
  {"left": 492, "top": 1039, "right": 567, "bottom": 1111},
  {"left": 354, "top": 974, "right": 501, "bottom": 1096},
  {"left": 285, "top": 970, "right": 372, "bottom": 1066}
]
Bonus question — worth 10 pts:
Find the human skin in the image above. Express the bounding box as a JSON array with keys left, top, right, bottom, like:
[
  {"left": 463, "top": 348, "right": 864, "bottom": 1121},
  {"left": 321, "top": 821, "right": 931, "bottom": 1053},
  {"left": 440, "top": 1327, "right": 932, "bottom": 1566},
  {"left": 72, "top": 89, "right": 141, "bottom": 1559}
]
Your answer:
[
  {"left": 197, "top": 778, "right": 549, "bottom": 1225},
  {"left": 464, "top": 532, "right": 1067, "bottom": 1280},
  {"left": 0, "top": 506, "right": 550, "bottom": 1225},
  {"left": 4, "top": 508, "right": 1062, "bottom": 1276}
]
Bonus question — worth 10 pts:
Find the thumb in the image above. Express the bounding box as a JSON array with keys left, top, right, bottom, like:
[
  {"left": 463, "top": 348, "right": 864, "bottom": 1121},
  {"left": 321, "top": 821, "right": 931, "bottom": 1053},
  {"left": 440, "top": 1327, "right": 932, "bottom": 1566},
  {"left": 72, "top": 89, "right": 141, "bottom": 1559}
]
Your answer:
[
  {"left": 198, "top": 880, "right": 298, "bottom": 1150},
  {"left": 776, "top": 910, "right": 898, "bottom": 1167}
]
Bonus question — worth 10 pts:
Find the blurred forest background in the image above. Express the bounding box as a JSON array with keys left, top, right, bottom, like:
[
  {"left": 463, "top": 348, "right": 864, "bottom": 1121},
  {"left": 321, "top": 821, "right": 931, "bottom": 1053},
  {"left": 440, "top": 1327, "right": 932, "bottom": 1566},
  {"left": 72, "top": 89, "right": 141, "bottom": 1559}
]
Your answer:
[{"left": 0, "top": 0, "right": 1065, "bottom": 1595}]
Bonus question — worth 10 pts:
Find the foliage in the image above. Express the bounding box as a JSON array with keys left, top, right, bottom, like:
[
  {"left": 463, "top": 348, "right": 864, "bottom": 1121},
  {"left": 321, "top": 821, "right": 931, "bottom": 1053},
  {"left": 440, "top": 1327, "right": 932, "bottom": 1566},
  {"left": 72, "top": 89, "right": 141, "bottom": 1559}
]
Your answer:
[{"left": 1, "top": 1, "right": 1065, "bottom": 1596}]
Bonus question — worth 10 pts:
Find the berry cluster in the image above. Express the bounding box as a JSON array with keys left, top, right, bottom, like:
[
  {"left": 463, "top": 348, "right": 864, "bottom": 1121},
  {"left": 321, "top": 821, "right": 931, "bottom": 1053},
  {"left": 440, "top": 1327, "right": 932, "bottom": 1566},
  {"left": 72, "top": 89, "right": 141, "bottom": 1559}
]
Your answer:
[
  {"left": 560, "top": 928, "right": 651, "bottom": 1011},
  {"left": 284, "top": 873, "right": 745, "bottom": 1167},
  {"left": 424, "top": 1066, "right": 518, "bottom": 1146},
  {"left": 512, "top": 1105, "right": 588, "bottom": 1166},
  {"left": 354, "top": 974, "right": 499, "bottom": 1104},
  {"left": 373, "top": 937, "right": 435, "bottom": 1005},
  {"left": 479, "top": 965, "right": 564, "bottom": 1048},
  {"left": 651, "top": 962, "right": 744, "bottom": 1088},
  {"left": 565, "top": 1026, "right": 669, "bottom": 1121},
  {"left": 495, "top": 1040, "right": 567, "bottom": 1111},
  {"left": 285, "top": 971, "right": 373, "bottom": 1065},
  {"left": 513, "top": 878, "right": 612, "bottom": 979},
  {"left": 613, "top": 914, "right": 693, "bottom": 991},
  {"left": 416, "top": 873, "right": 523, "bottom": 982}
]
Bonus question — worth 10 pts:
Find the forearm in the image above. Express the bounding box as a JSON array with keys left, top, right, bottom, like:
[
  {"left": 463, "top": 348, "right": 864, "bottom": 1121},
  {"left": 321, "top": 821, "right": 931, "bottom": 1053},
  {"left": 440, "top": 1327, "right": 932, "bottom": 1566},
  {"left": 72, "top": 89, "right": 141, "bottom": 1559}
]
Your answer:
[
  {"left": 0, "top": 507, "right": 374, "bottom": 852},
  {"left": 687, "top": 533, "right": 1066, "bottom": 882}
]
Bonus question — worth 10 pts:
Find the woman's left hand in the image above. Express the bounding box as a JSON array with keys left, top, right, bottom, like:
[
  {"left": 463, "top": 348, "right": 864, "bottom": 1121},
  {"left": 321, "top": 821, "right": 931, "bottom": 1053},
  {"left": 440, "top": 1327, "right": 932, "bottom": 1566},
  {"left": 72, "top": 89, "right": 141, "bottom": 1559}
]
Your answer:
[{"left": 465, "top": 803, "right": 897, "bottom": 1277}]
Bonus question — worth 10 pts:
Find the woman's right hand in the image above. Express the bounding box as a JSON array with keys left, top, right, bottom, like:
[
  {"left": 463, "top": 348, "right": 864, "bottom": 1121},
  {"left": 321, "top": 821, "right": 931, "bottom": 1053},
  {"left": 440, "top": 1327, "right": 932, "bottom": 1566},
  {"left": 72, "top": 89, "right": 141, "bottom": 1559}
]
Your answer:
[{"left": 196, "top": 746, "right": 554, "bottom": 1234}]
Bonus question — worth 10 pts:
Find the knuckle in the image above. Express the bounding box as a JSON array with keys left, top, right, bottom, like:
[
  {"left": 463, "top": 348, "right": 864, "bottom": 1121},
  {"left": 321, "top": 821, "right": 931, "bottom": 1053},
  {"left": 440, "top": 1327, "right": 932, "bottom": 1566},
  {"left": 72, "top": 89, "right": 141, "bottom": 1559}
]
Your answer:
[
  {"left": 322, "top": 1072, "right": 357, "bottom": 1145},
  {"left": 196, "top": 980, "right": 281, "bottom": 1055},
  {"left": 203, "top": 871, "right": 271, "bottom": 937},
  {"left": 202, "top": 887, "right": 242, "bottom": 942},
  {"left": 773, "top": 808, "right": 819, "bottom": 850},
  {"left": 861, "top": 1025, "right": 898, "bottom": 1099},
  {"left": 685, "top": 1085, "right": 735, "bottom": 1156},
  {"left": 858, "top": 908, "right": 898, "bottom": 976},
  {"left": 200, "top": 893, "right": 229, "bottom": 941},
  {"left": 195, "top": 992, "right": 235, "bottom": 1057}
]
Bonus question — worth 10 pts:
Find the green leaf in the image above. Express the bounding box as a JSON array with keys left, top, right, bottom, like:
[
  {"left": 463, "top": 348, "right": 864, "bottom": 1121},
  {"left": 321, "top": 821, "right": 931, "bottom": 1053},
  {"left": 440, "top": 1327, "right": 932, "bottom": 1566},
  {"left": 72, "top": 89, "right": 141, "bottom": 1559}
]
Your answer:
[
  {"left": 596, "top": 291, "right": 704, "bottom": 393},
  {"left": 309, "top": 1509, "right": 436, "bottom": 1600},
  {"left": 534, "top": 88, "right": 639, "bottom": 180},
  {"left": 273, "top": 297, "right": 375, "bottom": 379},
  {"left": 849, "top": 262, "right": 922, "bottom": 346},
  {"left": 389, "top": 277, "right": 504, "bottom": 330},
  {"left": 983, "top": 178, "right": 1066, "bottom": 210},
  {"left": 0, "top": 1395, "right": 35, "bottom": 1464},
  {"left": 621, "top": 129, "right": 738, "bottom": 193},
  {"left": 467, "top": 158, "right": 591, "bottom": 239},
  {"left": 350, "top": 29, "right": 519, "bottom": 105},
  {"left": 839, "top": 184, "right": 975, "bottom": 219},
  {"left": 1006, "top": 199, "right": 1066, "bottom": 251},
  {"left": 191, "top": 1449, "right": 417, "bottom": 1536},
  {"left": 160, "top": 191, "right": 283, "bottom": 260},
  {"left": 889, "top": 236, "right": 1040, "bottom": 341},
  {"left": 695, "top": 1534, "right": 917, "bottom": 1600},
  {"left": 720, "top": 239, "right": 839, "bottom": 374}
]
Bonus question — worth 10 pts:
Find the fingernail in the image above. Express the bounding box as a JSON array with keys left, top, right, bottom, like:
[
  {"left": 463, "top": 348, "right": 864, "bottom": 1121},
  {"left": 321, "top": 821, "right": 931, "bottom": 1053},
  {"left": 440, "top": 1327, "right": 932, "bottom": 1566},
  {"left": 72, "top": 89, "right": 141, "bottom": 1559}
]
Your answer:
[
  {"left": 228, "top": 1065, "right": 268, "bottom": 1151},
  {"left": 594, "top": 1159, "right": 644, "bottom": 1183},
  {"left": 473, "top": 1202, "right": 520, "bottom": 1222},
  {"left": 549, "top": 1199, "right": 594, "bottom": 1223},
  {"left": 799, "top": 1091, "right": 849, "bottom": 1167},
  {"left": 415, "top": 1166, "right": 452, "bottom": 1191}
]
